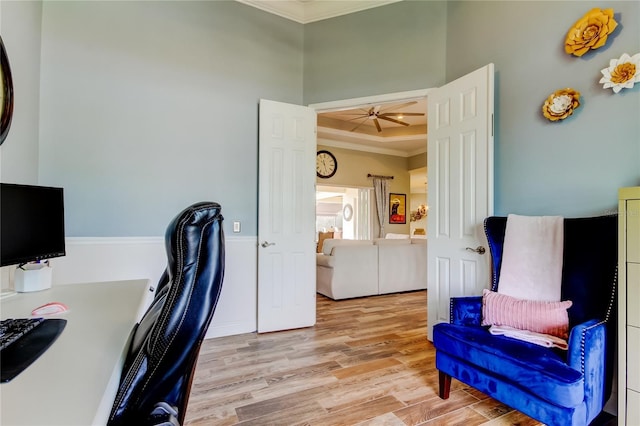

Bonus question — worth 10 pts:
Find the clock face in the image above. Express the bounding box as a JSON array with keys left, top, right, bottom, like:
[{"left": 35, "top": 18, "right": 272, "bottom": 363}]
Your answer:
[{"left": 316, "top": 150, "right": 337, "bottom": 179}]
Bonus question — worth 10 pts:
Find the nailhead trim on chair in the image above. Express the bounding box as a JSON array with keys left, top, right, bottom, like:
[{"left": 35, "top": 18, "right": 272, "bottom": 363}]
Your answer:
[
  {"left": 449, "top": 298, "right": 454, "bottom": 324},
  {"left": 578, "top": 266, "right": 617, "bottom": 374},
  {"left": 483, "top": 220, "right": 499, "bottom": 291},
  {"left": 603, "top": 266, "right": 617, "bottom": 324}
]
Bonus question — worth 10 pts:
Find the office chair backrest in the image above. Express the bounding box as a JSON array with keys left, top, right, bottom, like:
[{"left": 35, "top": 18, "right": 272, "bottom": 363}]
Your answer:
[{"left": 108, "top": 202, "right": 225, "bottom": 425}]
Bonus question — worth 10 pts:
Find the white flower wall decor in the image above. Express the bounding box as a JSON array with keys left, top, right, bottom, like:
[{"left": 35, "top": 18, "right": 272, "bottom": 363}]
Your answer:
[
  {"left": 542, "top": 88, "right": 581, "bottom": 122},
  {"left": 599, "top": 53, "right": 640, "bottom": 93}
]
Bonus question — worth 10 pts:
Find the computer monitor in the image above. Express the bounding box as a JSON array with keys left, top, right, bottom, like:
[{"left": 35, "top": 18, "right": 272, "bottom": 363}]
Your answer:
[{"left": 0, "top": 183, "right": 66, "bottom": 267}]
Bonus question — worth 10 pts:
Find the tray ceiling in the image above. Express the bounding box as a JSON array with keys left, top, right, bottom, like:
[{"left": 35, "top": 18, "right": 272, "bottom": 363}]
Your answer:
[{"left": 318, "top": 98, "right": 427, "bottom": 157}]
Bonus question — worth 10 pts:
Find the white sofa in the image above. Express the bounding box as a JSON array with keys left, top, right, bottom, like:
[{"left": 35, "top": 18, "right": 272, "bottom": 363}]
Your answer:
[{"left": 316, "top": 238, "right": 427, "bottom": 300}]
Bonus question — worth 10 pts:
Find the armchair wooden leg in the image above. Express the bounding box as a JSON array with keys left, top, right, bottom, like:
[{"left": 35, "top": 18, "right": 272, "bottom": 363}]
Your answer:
[{"left": 438, "top": 371, "right": 451, "bottom": 399}]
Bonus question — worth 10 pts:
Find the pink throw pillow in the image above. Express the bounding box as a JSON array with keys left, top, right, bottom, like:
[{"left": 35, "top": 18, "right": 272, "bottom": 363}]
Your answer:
[{"left": 481, "top": 289, "right": 573, "bottom": 339}]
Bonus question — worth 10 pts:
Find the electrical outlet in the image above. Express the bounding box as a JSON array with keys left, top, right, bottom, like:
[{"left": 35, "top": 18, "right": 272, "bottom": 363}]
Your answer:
[{"left": 233, "top": 221, "right": 241, "bottom": 233}]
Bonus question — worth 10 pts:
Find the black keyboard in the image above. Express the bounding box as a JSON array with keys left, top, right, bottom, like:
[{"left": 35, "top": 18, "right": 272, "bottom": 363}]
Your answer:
[
  {"left": 1, "top": 318, "right": 45, "bottom": 350},
  {"left": 0, "top": 317, "right": 67, "bottom": 383}
]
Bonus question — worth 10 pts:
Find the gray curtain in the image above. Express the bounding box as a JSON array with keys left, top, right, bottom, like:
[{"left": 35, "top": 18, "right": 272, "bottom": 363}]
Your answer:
[{"left": 373, "top": 177, "right": 390, "bottom": 238}]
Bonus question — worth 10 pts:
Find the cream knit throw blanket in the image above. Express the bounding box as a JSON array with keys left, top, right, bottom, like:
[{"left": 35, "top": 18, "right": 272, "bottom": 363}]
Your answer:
[{"left": 497, "top": 214, "right": 564, "bottom": 302}]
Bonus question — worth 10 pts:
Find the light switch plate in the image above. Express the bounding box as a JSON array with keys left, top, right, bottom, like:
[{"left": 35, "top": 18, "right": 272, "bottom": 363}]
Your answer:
[{"left": 233, "top": 221, "right": 241, "bottom": 233}]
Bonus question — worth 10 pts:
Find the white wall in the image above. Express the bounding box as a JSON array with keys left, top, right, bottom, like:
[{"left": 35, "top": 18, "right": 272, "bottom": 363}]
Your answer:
[{"left": 48, "top": 235, "right": 257, "bottom": 339}]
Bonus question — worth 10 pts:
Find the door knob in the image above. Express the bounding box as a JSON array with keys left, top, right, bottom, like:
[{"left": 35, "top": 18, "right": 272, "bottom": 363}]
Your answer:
[
  {"left": 465, "top": 246, "right": 486, "bottom": 255},
  {"left": 261, "top": 241, "right": 275, "bottom": 248}
]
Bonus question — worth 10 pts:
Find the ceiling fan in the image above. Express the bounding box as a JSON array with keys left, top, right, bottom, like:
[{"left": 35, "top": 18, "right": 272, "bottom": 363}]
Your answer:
[{"left": 346, "top": 101, "right": 425, "bottom": 133}]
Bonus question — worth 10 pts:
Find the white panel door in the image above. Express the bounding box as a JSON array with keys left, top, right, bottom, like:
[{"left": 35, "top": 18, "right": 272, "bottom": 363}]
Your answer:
[
  {"left": 258, "top": 99, "right": 317, "bottom": 333},
  {"left": 426, "top": 64, "right": 495, "bottom": 340}
]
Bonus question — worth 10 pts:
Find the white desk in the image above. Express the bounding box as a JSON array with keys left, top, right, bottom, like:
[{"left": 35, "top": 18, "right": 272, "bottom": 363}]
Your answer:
[{"left": 0, "top": 280, "right": 149, "bottom": 426}]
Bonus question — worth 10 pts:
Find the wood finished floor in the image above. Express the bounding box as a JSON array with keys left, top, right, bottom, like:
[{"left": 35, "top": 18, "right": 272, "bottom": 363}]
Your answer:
[{"left": 184, "top": 291, "right": 545, "bottom": 426}]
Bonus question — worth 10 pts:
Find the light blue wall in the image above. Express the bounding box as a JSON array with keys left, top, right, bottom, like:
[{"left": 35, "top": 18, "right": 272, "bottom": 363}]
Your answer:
[
  {"left": 446, "top": 1, "right": 640, "bottom": 217},
  {"left": 37, "top": 1, "right": 303, "bottom": 236},
  {"left": 3, "top": 1, "right": 640, "bottom": 239},
  {"left": 0, "top": 0, "right": 42, "bottom": 185},
  {"left": 304, "top": 0, "right": 639, "bottom": 218},
  {"left": 303, "top": 1, "right": 447, "bottom": 105}
]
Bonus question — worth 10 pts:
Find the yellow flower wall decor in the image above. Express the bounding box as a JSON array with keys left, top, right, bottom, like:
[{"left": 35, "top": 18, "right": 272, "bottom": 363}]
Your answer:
[
  {"left": 565, "top": 8, "right": 618, "bottom": 57},
  {"left": 542, "top": 88, "right": 581, "bottom": 122},
  {"left": 599, "top": 53, "right": 640, "bottom": 93}
]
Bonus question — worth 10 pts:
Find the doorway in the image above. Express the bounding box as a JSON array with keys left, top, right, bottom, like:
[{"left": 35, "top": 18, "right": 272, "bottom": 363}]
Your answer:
[
  {"left": 311, "top": 88, "right": 431, "bottom": 240},
  {"left": 258, "top": 66, "right": 494, "bottom": 334}
]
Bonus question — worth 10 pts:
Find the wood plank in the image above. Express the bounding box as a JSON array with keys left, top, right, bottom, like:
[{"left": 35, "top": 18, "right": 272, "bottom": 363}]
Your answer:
[
  {"left": 392, "top": 390, "right": 480, "bottom": 424},
  {"left": 184, "top": 291, "right": 546, "bottom": 426},
  {"left": 331, "top": 358, "right": 403, "bottom": 380},
  {"left": 303, "top": 395, "right": 406, "bottom": 426}
]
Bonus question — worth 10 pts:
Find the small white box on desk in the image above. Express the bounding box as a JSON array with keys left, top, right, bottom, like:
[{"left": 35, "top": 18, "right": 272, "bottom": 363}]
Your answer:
[{"left": 14, "top": 263, "right": 53, "bottom": 292}]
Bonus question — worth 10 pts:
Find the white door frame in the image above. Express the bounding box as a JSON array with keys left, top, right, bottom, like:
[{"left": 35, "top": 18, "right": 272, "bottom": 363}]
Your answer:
[
  {"left": 310, "top": 82, "right": 493, "bottom": 333},
  {"left": 309, "top": 89, "right": 433, "bottom": 114}
]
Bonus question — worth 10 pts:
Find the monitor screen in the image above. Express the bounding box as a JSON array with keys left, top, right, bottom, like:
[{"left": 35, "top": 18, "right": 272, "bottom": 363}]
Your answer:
[{"left": 0, "top": 183, "right": 66, "bottom": 267}]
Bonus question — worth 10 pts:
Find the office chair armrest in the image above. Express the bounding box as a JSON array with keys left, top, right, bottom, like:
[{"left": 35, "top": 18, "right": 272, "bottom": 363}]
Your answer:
[
  {"left": 567, "top": 318, "right": 607, "bottom": 422},
  {"left": 450, "top": 296, "right": 483, "bottom": 326}
]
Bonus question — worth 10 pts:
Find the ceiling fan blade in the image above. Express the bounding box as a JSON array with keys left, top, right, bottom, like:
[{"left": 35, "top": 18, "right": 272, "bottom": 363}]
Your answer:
[
  {"left": 373, "top": 118, "right": 382, "bottom": 132},
  {"left": 351, "top": 118, "right": 369, "bottom": 132},
  {"left": 379, "top": 101, "right": 417, "bottom": 113},
  {"left": 345, "top": 115, "right": 370, "bottom": 122},
  {"left": 379, "top": 112, "right": 425, "bottom": 117},
  {"left": 337, "top": 112, "right": 374, "bottom": 116},
  {"left": 378, "top": 115, "right": 410, "bottom": 126}
]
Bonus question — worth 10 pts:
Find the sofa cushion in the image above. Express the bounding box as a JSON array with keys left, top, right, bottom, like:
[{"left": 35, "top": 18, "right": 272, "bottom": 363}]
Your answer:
[
  {"left": 377, "top": 238, "right": 427, "bottom": 294},
  {"left": 385, "top": 233, "right": 410, "bottom": 239},
  {"left": 433, "top": 323, "right": 584, "bottom": 408},
  {"left": 321, "top": 239, "right": 372, "bottom": 255},
  {"left": 316, "top": 253, "right": 334, "bottom": 268},
  {"left": 374, "top": 238, "right": 411, "bottom": 246}
]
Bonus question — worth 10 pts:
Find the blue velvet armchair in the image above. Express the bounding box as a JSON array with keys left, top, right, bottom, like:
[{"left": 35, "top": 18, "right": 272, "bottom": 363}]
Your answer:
[{"left": 433, "top": 215, "right": 617, "bottom": 426}]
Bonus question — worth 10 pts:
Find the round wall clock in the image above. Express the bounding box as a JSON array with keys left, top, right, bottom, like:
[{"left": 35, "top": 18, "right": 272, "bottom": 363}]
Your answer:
[
  {"left": 316, "top": 150, "right": 337, "bottom": 179},
  {"left": 343, "top": 203, "right": 353, "bottom": 221}
]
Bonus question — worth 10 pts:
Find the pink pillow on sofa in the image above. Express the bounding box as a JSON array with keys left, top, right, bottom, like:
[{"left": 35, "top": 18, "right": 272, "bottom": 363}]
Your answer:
[{"left": 481, "top": 289, "right": 573, "bottom": 339}]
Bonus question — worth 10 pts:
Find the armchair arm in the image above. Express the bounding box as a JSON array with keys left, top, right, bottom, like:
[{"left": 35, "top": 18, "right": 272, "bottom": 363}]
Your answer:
[
  {"left": 567, "top": 319, "right": 607, "bottom": 423},
  {"left": 450, "top": 296, "right": 483, "bottom": 326}
]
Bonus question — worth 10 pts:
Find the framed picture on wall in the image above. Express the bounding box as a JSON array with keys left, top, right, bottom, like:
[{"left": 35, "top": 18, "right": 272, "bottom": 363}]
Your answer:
[{"left": 389, "top": 193, "right": 406, "bottom": 224}]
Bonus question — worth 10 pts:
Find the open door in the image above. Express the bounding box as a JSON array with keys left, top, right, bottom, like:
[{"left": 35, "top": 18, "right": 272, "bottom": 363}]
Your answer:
[
  {"left": 257, "top": 99, "right": 317, "bottom": 333},
  {"left": 426, "top": 64, "right": 495, "bottom": 340}
]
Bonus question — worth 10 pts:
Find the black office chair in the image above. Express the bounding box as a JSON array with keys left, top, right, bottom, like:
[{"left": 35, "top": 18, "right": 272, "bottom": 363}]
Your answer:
[{"left": 108, "top": 202, "right": 225, "bottom": 426}]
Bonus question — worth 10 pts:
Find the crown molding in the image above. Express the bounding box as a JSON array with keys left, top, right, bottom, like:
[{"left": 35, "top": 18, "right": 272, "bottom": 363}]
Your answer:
[
  {"left": 318, "top": 126, "right": 426, "bottom": 157},
  {"left": 236, "top": 0, "right": 402, "bottom": 24},
  {"left": 318, "top": 138, "right": 408, "bottom": 157}
]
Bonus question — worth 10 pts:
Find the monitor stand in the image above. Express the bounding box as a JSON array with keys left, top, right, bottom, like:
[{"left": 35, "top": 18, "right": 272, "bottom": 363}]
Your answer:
[{"left": 14, "top": 263, "right": 53, "bottom": 293}]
